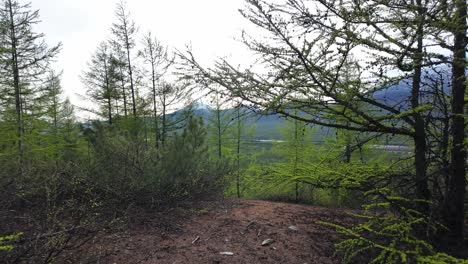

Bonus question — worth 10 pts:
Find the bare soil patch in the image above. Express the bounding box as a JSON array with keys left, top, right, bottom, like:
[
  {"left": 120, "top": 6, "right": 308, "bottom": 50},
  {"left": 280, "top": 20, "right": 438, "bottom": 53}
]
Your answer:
[{"left": 69, "top": 199, "right": 358, "bottom": 263}]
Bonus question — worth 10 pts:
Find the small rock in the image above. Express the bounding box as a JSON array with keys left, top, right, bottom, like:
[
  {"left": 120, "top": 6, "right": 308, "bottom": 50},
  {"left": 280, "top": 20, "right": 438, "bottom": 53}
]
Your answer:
[
  {"left": 219, "top": 251, "right": 234, "bottom": 256},
  {"left": 288, "top": 225, "right": 299, "bottom": 231},
  {"left": 262, "top": 239, "right": 275, "bottom": 246}
]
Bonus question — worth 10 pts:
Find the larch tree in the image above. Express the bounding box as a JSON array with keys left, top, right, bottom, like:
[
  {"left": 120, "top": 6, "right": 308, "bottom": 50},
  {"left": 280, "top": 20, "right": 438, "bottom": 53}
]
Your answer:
[
  {"left": 111, "top": 43, "right": 129, "bottom": 118},
  {"left": 139, "top": 31, "right": 171, "bottom": 150},
  {"left": 270, "top": 114, "right": 315, "bottom": 202},
  {"left": 229, "top": 102, "right": 253, "bottom": 198},
  {"left": 158, "top": 81, "right": 192, "bottom": 148},
  {"left": 42, "top": 70, "right": 63, "bottom": 163},
  {"left": 0, "top": 0, "right": 61, "bottom": 175},
  {"left": 111, "top": 1, "right": 138, "bottom": 117},
  {"left": 206, "top": 90, "right": 238, "bottom": 160},
  {"left": 443, "top": 0, "right": 467, "bottom": 245},
  {"left": 81, "top": 42, "right": 117, "bottom": 125},
  {"left": 41, "top": 71, "right": 80, "bottom": 166}
]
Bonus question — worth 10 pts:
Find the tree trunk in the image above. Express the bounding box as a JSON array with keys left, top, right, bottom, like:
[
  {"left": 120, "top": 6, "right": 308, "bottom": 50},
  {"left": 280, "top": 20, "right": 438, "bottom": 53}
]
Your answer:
[
  {"left": 294, "top": 119, "right": 299, "bottom": 202},
  {"left": 161, "top": 94, "right": 167, "bottom": 148},
  {"left": 345, "top": 143, "right": 352, "bottom": 163},
  {"left": 236, "top": 106, "right": 241, "bottom": 198},
  {"left": 125, "top": 38, "right": 136, "bottom": 117},
  {"left": 152, "top": 70, "right": 159, "bottom": 151},
  {"left": 104, "top": 60, "right": 113, "bottom": 125},
  {"left": 217, "top": 107, "right": 222, "bottom": 159},
  {"left": 8, "top": 0, "right": 24, "bottom": 176},
  {"left": 119, "top": 65, "right": 128, "bottom": 117},
  {"left": 412, "top": 0, "right": 430, "bottom": 213},
  {"left": 444, "top": 0, "right": 467, "bottom": 245}
]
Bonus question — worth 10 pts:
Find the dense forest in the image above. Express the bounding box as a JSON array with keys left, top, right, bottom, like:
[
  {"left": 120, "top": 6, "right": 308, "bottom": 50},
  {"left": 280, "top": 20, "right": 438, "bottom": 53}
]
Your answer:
[{"left": 0, "top": 0, "right": 467, "bottom": 263}]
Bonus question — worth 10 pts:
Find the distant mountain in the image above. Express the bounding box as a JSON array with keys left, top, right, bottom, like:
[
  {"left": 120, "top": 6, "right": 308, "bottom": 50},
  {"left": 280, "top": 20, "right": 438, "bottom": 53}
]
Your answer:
[
  {"left": 174, "top": 67, "right": 453, "bottom": 141},
  {"left": 176, "top": 105, "right": 330, "bottom": 141},
  {"left": 373, "top": 66, "right": 452, "bottom": 109}
]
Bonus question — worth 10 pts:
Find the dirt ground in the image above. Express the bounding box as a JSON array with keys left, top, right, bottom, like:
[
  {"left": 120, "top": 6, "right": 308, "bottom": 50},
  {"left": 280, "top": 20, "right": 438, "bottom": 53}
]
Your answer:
[{"left": 72, "top": 199, "right": 358, "bottom": 263}]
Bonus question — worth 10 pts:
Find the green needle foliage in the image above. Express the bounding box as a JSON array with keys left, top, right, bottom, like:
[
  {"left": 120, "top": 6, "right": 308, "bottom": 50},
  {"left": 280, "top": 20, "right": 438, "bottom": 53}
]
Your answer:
[
  {"left": 320, "top": 192, "right": 466, "bottom": 264},
  {"left": 0, "top": 233, "right": 23, "bottom": 252},
  {"left": 264, "top": 116, "right": 316, "bottom": 201}
]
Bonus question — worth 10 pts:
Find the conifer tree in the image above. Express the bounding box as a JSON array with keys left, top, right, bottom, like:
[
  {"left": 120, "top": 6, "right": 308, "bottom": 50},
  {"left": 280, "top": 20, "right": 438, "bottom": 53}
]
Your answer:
[
  {"left": 229, "top": 102, "right": 253, "bottom": 198},
  {"left": 81, "top": 42, "right": 118, "bottom": 125},
  {"left": 0, "top": 0, "right": 61, "bottom": 175},
  {"left": 111, "top": 1, "right": 138, "bottom": 117},
  {"left": 270, "top": 115, "right": 315, "bottom": 202},
  {"left": 110, "top": 43, "right": 129, "bottom": 118},
  {"left": 443, "top": 0, "right": 467, "bottom": 245},
  {"left": 206, "top": 90, "right": 237, "bottom": 160},
  {"left": 139, "top": 32, "right": 171, "bottom": 149},
  {"left": 158, "top": 82, "right": 191, "bottom": 147}
]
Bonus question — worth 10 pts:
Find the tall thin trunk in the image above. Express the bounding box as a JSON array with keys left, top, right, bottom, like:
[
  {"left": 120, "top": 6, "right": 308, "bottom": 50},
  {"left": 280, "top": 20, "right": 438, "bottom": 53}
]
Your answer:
[
  {"left": 412, "top": 0, "right": 430, "bottom": 213},
  {"left": 161, "top": 94, "right": 167, "bottom": 148},
  {"left": 344, "top": 143, "right": 352, "bottom": 163},
  {"left": 217, "top": 106, "right": 222, "bottom": 159},
  {"left": 294, "top": 119, "right": 299, "bottom": 202},
  {"left": 8, "top": 0, "right": 23, "bottom": 176},
  {"left": 144, "top": 116, "right": 148, "bottom": 146},
  {"left": 52, "top": 95, "right": 59, "bottom": 168},
  {"left": 104, "top": 59, "right": 113, "bottom": 125},
  {"left": 438, "top": 85, "right": 450, "bottom": 197},
  {"left": 151, "top": 65, "right": 160, "bottom": 151},
  {"left": 444, "top": 0, "right": 467, "bottom": 245},
  {"left": 119, "top": 65, "right": 128, "bottom": 117},
  {"left": 115, "top": 97, "right": 120, "bottom": 118},
  {"left": 125, "top": 36, "right": 136, "bottom": 117},
  {"left": 236, "top": 106, "right": 241, "bottom": 198},
  {"left": 107, "top": 97, "right": 112, "bottom": 125}
]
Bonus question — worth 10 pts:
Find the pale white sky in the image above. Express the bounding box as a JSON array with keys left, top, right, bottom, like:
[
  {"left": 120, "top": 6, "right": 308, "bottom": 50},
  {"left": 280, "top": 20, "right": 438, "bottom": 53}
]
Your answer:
[{"left": 30, "top": 0, "right": 254, "bottom": 114}]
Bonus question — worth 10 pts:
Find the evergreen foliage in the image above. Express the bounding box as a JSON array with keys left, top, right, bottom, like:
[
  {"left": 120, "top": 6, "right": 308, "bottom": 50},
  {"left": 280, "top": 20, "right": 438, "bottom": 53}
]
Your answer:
[
  {"left": 264, "top": 116, "right": 316, "bottom": 201},
  {"left": 0, "top": 233, "right": 23, "bottom": 251}
]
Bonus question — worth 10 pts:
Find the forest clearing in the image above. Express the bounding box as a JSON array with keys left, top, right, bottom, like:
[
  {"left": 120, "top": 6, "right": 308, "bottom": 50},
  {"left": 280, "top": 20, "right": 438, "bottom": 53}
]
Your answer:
[{"left": 59, "top": 199, "right": 355, "bottom": 263}]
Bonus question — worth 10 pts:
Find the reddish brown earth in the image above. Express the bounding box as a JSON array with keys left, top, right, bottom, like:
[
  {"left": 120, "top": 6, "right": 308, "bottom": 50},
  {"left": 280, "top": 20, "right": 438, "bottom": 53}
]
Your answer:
[{"left": 72, "top": 199, "right": 358, "bottom": 263}]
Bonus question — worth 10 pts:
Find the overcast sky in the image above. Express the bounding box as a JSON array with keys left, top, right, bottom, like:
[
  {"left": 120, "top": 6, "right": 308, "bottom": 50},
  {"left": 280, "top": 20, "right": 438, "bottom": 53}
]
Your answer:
[{"left": 29, "top": 0, "right": 253, "bottom": 115}]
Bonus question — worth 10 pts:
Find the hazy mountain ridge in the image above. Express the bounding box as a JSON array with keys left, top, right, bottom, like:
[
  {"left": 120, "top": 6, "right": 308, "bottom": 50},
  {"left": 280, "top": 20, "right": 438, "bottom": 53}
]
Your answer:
[{"left": 180, "top": 69, "right": 452, "bottom": 141}]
